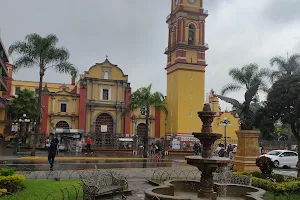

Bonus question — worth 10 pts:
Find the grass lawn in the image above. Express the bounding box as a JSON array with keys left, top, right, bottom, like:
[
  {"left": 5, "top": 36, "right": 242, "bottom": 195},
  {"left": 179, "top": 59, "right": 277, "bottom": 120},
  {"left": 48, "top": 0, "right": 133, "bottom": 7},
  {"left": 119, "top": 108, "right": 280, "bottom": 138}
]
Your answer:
[
  {"left": 2, "top": 179, "right": 83, "bottom": 200},
  {"left": 264, "top": 192, "right": 300, "bottom": 200}
]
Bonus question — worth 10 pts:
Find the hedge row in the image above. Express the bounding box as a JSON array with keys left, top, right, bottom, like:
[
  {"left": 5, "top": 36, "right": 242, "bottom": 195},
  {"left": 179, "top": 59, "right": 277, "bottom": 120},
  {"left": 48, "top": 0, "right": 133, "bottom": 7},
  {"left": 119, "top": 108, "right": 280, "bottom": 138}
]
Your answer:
[
  {"left": 235, "top": 171, "right": 300, "bottom": 195},
  {"left": 0, "top": 174, "right": 26, "bottom": 193}
]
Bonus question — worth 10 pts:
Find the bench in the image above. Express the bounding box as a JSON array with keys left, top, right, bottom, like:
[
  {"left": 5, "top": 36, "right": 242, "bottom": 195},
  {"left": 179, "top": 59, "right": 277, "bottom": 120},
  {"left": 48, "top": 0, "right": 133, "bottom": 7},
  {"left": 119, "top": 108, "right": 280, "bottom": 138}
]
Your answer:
[{"left": 81, "top": 171, "right": 127, "bottom": 200}]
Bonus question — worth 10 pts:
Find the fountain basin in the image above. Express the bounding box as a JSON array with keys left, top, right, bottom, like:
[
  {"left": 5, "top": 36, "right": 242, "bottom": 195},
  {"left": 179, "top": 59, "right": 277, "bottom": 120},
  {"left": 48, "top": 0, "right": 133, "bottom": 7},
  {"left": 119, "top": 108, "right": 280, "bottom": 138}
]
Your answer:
[
  {"left": 145, "top": 180, "right": 265, "bottom": 200},
  {"left": 185, "top": 156, "right": 230, "bottom": 166}
]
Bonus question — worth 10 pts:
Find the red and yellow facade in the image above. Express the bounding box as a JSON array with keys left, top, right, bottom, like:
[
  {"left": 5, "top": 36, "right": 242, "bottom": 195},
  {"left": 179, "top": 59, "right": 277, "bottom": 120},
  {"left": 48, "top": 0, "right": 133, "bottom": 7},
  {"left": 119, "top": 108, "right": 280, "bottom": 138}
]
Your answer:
[{"left": 3, "top": 0, "right": 240, "bottom": 145}]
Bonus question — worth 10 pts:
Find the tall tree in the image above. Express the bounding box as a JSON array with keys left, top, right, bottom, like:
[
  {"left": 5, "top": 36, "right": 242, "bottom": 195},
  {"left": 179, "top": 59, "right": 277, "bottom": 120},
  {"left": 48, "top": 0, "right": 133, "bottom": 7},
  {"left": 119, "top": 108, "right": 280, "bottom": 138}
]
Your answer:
[
  {"left": 255, "top": 75, "right": 300, "bottom": 176},
  {"left": 7, "top": 89, "right": 37, "bottom": 121},
  {"left": 221, "top": 63, "right": 269, "bottom": 95},
  {"left": 8, "top": 33, "right": 78, "bottom": 156},
  {"left": 269, "top": 53, "right": 300, "bottom": 82},
  {"left": 124, "top": 84, "right": 167, "bottom": 158}
]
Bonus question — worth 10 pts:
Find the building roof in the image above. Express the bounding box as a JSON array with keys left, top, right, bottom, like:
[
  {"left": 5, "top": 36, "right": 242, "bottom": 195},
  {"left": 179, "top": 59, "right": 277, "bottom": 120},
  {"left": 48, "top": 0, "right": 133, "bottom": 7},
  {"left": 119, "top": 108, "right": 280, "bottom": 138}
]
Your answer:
[{"left": 0, "top": 38, "right": 9, "bottom": 63}]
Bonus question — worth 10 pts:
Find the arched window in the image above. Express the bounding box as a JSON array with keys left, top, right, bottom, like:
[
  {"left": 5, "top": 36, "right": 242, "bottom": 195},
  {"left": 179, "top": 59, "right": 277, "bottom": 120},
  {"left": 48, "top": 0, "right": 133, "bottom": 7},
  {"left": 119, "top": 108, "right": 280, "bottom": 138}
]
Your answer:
[
  {"left": 188, "top": 23, "right": 196, "bottom": 45},
  {"left": 56, "top": 121, "right": 70, "bottom": 129},
  {"left": 172, "top": 26, "right": 177, "bottom": 44},
  {"left": 103, "top": 71, "right": 109, "bottom": 80}
]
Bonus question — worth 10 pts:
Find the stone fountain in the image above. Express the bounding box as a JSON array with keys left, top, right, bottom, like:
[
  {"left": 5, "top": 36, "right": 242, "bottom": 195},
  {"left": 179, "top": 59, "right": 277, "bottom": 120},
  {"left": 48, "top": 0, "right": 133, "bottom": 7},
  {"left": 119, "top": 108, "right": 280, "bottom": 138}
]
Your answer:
[
  {"left": 185, "top": 104, "right": 230, "bottom": 199},
  {"left": 145, "top": 104, "right": 266, "bottom": 200}
]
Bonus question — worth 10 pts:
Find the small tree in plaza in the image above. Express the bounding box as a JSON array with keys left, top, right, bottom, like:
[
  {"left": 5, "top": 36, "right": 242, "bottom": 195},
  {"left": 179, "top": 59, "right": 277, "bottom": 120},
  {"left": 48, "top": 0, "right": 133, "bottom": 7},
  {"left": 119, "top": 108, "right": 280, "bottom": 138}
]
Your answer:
[
  {"left": 7, "top": 89, "right": 37, "bottom": 122},
  {"left": 255, "top": 75, "right": 300, "bottom": 177},
  {"left": 8, "top": 33, "right": 78, "bottom": 156},
  {"left": 124, "top": 84, "right": 167, "bottom": 158}
]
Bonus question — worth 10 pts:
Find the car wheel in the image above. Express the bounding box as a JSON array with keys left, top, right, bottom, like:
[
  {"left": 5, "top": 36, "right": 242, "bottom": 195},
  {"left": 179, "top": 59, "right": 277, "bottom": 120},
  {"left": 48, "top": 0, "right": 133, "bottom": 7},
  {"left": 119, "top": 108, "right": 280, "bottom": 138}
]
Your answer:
[{"left": 273, "top": 160, "right": 279, "bottom": 168}]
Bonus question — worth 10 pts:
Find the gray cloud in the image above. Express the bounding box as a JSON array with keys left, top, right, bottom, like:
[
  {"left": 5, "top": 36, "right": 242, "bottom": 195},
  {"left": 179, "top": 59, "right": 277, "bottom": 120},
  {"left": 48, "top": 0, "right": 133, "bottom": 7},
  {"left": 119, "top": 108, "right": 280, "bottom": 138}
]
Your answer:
[
  {"left": 262, "top": 0, "right": 300, "bottom": 23},
  {"left": 1, "top": 0, "right": 300, "bottom": 110}
]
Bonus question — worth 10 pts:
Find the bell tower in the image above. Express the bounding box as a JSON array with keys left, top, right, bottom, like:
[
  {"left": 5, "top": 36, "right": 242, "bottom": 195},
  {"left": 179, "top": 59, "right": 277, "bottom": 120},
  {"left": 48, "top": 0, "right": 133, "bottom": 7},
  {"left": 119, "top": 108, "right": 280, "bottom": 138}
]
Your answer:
[{"left": 165, "top": 0, "right": 208, "bottom": 135}]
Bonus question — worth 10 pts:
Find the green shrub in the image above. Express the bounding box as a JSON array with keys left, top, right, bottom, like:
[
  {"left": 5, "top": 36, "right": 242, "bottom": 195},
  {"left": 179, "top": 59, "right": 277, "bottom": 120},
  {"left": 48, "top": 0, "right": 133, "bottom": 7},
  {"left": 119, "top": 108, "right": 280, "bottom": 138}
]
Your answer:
[
  {"left": 0, "top": 174, "right": 25, "bottom": 193},
  {"left": 0, "top": 167, "right": 16, "bottom": 176},
  {"left": 0, "top": 188, "right": 7, "bottom": 196},
  {"left": 234, "top": 172, "right": 300, "bottom": 195},
  {"left": 256, "top": 156, "right": 274, "bottom": 174}
]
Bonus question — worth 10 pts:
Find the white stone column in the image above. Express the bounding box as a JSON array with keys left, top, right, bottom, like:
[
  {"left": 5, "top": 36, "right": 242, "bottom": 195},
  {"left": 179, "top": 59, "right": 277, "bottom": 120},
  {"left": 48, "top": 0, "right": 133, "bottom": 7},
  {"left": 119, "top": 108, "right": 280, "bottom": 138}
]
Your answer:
[
  {"left": 122, "top": 83, "right": 126, "bottom": 102},
  {"left": 72, "top": 97, "right": 76, "bottom": 113},
  {"left": 51, "top": 96, "right": 55, "bottom": 113},
  {"left": 91, "top": 80, "right": 95, "bottom": 100},
  {"left": 117, "top": 81, "right": 120, "bottom": 102},
  {"left": 86, "top": 80, "right": 90, "bottom": 100},
  {"left": 121, "top": 108, "right": 124, "bottom": 136}
]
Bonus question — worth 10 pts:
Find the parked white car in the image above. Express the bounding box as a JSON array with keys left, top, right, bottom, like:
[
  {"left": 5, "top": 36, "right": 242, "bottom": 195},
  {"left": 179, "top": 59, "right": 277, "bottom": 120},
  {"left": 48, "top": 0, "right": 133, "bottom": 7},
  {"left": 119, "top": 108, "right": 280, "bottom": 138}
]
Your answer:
[{"left": 261, "top": 150, "right": 298, "bottom": 168}]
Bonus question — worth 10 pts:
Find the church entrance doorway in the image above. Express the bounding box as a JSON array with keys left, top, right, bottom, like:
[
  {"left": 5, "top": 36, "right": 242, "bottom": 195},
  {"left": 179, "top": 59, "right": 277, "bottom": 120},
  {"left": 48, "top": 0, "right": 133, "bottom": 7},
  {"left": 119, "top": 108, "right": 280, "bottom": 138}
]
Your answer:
[
  {"left": 94, "top": 113, "right": 114, "bottom": 148},
  {"left": 137, "top": 123, "right": 147, "bottom": 146}
]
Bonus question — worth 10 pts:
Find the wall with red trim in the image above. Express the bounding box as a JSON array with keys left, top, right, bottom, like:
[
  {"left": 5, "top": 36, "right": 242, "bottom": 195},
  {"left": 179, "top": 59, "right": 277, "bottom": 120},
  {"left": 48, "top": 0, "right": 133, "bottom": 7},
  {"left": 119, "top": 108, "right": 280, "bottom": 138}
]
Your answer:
[
  {"left": 124, "top": 87, "right": 131, "bottom": 135},
  {"left": 79, "top": 85, "right": 87, "bottom": 131},
  {"left": 40, "top": 95, "right": 49, "bottom": 133}
]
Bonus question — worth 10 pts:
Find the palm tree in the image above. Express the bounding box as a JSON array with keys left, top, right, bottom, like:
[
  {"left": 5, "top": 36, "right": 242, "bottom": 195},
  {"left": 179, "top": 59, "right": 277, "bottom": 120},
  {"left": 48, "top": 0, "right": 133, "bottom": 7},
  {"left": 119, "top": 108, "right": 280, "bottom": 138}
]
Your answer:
[
  {"left": 124, "top": 84, "right": 167, "bottom": 158},
  {"left": 269, "top": 53, "right": 300, "bottom": 82},
  {"left": 8, "top": 33, "right": 78, "bottom": 156},
  {"left": 221, "top": 63, "right": 269, "bottom": 95}
]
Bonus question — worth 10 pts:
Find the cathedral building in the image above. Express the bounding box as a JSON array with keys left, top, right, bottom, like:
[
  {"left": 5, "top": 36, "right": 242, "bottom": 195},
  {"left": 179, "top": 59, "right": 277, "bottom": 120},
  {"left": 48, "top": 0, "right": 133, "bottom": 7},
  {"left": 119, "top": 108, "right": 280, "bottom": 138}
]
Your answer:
[{"left": 1, "top": 0, "right": 240, "bottom": 149}]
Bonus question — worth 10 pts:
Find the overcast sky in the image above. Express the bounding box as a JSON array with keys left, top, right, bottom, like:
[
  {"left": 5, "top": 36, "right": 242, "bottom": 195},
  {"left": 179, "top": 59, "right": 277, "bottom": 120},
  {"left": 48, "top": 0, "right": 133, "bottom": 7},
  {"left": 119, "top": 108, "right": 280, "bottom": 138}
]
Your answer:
[{"left": 1, "top": 0, "right": 300, "bottom": 110}]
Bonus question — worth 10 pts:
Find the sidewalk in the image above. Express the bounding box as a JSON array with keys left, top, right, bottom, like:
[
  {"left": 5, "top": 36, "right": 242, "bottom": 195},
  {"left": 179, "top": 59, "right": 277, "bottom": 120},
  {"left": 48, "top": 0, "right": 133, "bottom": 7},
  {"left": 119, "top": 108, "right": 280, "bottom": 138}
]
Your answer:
[{"left": 17, "top": 156, "right": 149, "bottom": 161}]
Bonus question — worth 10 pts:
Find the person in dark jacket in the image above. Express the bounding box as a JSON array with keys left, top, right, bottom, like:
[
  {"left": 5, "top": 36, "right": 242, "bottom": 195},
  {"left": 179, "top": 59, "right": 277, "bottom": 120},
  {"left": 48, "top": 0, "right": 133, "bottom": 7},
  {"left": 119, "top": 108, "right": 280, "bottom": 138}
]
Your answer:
[{"left": 48, "top": 139, "right": 58, "bottom": 171}]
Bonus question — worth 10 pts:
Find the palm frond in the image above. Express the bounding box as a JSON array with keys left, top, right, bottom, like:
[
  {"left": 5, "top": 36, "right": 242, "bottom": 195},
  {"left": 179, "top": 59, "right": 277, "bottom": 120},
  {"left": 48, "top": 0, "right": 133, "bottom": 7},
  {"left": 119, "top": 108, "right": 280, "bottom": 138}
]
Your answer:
[
  {"left": 270, "top": 56, "right": 286, "bottom": 67},
  {"left": 70, "top": 68, "right": 79, "bottom": 78},
  {"left": 243, "top": 63, "right": 259, "bottom": 88},
  {"left": 8, "top": 41, "right": 30, "bottom": 55},
  {"left": 269, "top": 70, "right": 281, "bottom": 82},
  {"left": 44, "top": 34, "right": 59, "bottom": 48},
  {"left": 220, "top": 83, "right": 243, "bottom": 95},
  {"left": 14, "top": 56, "right": 36, "bottom": 71},
  {"left": 54, "top": 62, "right": 75, "bottom": 74},
  {"left": 228, "top": 68, "right": 246, "bottom": 86}
]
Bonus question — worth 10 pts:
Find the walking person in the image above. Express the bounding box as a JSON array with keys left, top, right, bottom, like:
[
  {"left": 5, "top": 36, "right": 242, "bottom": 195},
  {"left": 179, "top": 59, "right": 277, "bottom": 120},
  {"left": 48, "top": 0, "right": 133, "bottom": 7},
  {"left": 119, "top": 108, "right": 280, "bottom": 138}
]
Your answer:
[
  {"left": 48, "top": 139, "right": 58, "bottom": 171},
  {"left": 14, "top": 133, "right": 20, "bottom": 154},
  {"left": 154, "top": 144, "right": 160, "bottom": 159},
  {"left": 85, "top": 137, "right": 93, "bottom": 155}
]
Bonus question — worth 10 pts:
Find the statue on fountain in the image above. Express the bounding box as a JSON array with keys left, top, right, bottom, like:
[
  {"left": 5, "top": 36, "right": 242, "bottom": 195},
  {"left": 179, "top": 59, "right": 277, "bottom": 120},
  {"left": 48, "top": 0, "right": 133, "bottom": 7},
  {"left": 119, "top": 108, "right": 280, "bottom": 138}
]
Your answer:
[{"left": 216, "top": 83, "right": 260, "bottom": 130}]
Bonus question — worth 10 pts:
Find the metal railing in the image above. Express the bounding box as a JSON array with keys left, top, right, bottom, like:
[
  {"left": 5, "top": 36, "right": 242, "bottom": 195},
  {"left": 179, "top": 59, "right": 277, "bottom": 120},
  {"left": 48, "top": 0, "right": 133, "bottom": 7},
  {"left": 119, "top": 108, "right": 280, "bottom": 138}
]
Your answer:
[{"left": 165, "top": 42, "right": 208, "bottom": 52}]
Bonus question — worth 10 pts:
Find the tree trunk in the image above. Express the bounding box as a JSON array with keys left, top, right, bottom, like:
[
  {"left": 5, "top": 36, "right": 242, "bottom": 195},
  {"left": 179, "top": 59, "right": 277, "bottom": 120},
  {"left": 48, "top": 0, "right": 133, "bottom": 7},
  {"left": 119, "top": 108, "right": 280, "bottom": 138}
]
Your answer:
[
  {"left": 297, "top": 139, "right": 300, "bottom": 177},
  {"left": 30, "top": 67, "right": 44, "bottom": 156},
  {"left": 143, "top": 108, "right": 149, "bottom": 158}
]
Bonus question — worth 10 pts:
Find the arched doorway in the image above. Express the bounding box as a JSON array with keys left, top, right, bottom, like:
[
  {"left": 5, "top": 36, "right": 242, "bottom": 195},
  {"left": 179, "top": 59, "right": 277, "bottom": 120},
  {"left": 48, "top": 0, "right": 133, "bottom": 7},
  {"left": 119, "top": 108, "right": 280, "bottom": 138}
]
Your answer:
[
  {"left": 94, "top": 113, "right": 114, "bottom": 148},
  {"left": 56, "top": 121, "right": 70, "bottom": 129},
  {"left": 137, "top": 123, "right": 146, "bottom": 145}
]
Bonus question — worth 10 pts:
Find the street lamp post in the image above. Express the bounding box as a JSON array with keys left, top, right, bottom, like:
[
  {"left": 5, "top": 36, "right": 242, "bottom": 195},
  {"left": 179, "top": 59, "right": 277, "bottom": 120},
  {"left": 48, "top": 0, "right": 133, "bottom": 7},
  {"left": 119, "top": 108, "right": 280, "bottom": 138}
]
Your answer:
[
  {"left": 19, "top": 114, "right": 31, "bottom": 145},
  {"left": 220, "top": 117, "right": 230, "bottom": 148}
]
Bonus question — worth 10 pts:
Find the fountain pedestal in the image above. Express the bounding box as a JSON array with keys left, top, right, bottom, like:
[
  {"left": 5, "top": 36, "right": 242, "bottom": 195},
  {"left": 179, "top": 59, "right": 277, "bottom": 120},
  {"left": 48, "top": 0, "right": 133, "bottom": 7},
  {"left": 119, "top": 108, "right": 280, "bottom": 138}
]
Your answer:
[
  {"left": 185, "top": 104, "right": 230, "bottom": 200},
  {"left": 234, "top": 130, "right": 260, "bottom": 172}
]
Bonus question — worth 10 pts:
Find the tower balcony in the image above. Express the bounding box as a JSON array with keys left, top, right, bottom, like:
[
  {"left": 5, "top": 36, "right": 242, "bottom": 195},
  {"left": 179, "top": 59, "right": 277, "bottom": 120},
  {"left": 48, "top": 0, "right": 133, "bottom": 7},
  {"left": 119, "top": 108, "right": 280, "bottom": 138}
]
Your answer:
[
  {"left": 164, "top": 42, "right": 209, "bottom": 54},
  {"left": 166, "top": 8, "right": 208, "bottom": 22}
]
